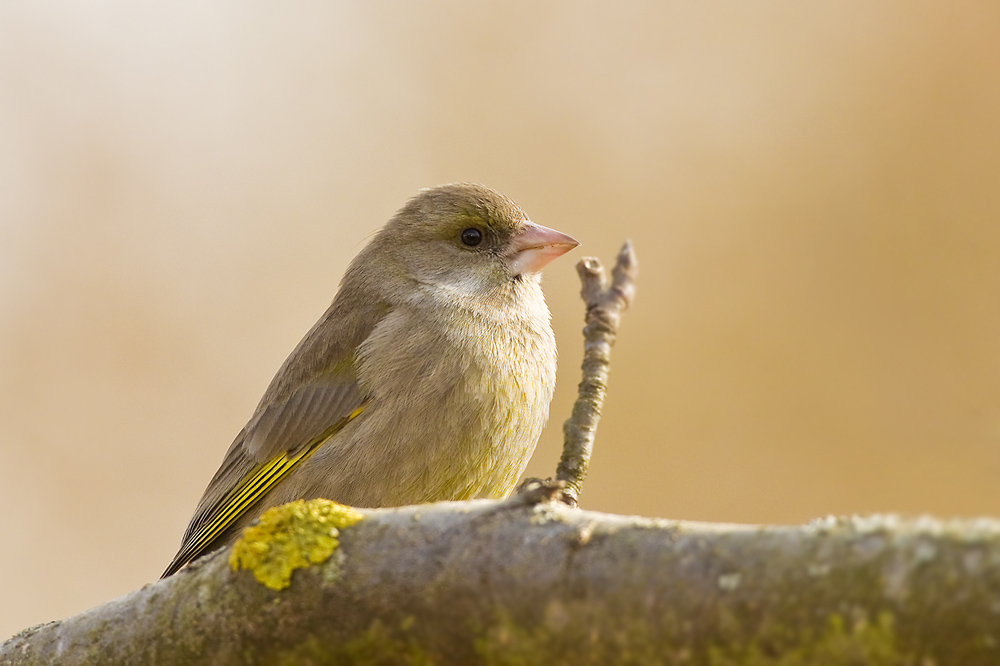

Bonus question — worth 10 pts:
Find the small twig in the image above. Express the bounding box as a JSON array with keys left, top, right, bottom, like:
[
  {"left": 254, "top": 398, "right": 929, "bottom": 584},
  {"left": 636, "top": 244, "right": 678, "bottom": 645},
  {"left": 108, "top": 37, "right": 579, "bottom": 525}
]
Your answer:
[
  {"left": 551, "top": 240, "right": 638, "bottom": 507},
  {"left": 517, "top": 240, "right": 637, "bottom": 506}
]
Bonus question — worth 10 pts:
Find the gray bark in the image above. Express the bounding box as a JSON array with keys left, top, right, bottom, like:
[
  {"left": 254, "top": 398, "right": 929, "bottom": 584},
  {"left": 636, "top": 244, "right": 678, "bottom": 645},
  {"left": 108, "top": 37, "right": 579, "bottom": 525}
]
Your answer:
[{"left": 4, "top": 497, "right": 1000, "bottom": 665}]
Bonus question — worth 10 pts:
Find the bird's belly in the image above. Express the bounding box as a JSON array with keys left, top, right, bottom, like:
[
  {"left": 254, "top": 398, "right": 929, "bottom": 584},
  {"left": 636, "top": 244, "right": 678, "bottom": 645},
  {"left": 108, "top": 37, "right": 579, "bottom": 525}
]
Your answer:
[{"left": 291, "top": 322, "right": 556, "bottom": 508}]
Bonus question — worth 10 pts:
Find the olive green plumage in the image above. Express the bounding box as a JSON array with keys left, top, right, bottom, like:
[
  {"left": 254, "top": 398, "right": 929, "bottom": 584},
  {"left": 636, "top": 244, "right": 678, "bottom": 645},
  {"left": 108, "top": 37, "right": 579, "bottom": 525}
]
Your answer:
[{"left": 163, "top": 183, "right": 578, "bottom": 577}]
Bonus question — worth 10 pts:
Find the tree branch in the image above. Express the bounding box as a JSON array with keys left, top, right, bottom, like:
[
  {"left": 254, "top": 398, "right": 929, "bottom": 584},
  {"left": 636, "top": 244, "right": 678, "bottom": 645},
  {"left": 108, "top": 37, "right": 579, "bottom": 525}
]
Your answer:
[
  {"left": 4, "top": 500, "right": 1000, "bottom": 664},
  {"left": 522, "top": 240, "right": 637, "bottom": 506}
]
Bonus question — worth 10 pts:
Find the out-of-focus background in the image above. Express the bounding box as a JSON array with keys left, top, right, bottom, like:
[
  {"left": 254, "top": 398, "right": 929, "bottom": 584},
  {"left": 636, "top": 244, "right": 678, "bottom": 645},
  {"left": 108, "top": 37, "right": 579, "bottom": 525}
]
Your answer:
[{"left": 3, "top": 0, "right": 1000, "bottom": 639}]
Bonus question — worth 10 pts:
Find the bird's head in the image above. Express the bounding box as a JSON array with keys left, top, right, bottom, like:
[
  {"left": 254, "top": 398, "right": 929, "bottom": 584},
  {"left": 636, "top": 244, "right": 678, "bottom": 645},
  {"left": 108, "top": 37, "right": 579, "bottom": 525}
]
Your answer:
[{"left": 348, "top": 184, "right": 578, "bottom": 309}]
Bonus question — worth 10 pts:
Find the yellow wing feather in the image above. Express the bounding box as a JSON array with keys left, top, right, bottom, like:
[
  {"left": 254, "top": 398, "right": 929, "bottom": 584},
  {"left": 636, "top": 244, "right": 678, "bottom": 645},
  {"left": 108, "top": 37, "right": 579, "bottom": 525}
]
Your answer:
[{"left": 163, "top": 404, "right": 366, "bottom": 575}]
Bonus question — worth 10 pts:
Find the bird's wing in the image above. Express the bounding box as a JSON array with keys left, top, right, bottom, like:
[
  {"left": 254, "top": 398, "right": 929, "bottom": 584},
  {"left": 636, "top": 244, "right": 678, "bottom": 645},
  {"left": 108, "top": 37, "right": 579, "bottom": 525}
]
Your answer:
[
  {"left": 161, "top": 379, "right": 367, "bottom": 577},
  {"left": 162, "top": 301, "right": 380, "bottom": 577}
]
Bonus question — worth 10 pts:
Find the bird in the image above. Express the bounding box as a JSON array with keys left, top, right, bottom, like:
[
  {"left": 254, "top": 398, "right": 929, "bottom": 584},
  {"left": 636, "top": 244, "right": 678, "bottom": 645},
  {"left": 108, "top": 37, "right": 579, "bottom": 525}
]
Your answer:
[{"left": 162, "top": 183, "right": 578, "bottom": 577}]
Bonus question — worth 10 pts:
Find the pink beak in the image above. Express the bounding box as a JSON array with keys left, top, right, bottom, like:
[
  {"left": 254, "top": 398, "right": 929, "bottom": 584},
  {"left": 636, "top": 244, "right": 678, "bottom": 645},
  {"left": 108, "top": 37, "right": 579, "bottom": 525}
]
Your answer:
[{"left": 506, "top": 221, "right": 579, "bottom": 276}]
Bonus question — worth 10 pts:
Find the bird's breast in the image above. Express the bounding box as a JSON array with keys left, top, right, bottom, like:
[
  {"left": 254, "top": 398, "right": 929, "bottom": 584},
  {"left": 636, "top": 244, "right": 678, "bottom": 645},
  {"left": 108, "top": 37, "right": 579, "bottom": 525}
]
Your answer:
[{"left": 343, "top": 302, "right": 557, "bottom": 504}]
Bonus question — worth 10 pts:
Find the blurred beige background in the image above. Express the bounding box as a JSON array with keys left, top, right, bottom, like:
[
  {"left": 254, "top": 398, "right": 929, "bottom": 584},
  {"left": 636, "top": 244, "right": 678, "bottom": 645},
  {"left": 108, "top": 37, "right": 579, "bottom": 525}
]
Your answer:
[{"left": 3, "top": 0, "right": 1000, "bottom": 639}]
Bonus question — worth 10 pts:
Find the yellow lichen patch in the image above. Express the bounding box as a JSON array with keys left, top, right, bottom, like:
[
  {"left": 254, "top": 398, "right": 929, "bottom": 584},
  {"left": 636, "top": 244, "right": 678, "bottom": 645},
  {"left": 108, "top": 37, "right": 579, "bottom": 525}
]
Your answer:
[{"left": 228, "top": 499, "right": 364, "bottom": 590}]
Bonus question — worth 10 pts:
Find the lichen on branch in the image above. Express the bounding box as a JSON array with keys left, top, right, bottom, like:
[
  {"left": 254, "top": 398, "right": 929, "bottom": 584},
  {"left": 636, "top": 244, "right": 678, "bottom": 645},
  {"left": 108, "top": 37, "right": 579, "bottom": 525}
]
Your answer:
[{"left": 228, "top": 499, "right": 364, "bottom": 590}]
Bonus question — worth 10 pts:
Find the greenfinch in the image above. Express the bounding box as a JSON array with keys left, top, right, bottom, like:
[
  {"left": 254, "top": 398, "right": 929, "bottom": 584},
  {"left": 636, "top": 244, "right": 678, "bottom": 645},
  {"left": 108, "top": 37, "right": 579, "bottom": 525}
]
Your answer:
[{"left": 163, "top": 183, "right": 578, "bottom": 576}]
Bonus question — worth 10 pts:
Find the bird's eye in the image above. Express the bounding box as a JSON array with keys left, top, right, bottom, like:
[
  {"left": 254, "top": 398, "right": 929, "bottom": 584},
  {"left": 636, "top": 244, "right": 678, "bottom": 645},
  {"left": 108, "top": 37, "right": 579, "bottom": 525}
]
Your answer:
[{"left": 460, "top": 227, "right": 484, "bottom": 247}]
